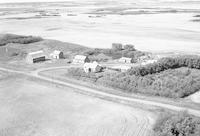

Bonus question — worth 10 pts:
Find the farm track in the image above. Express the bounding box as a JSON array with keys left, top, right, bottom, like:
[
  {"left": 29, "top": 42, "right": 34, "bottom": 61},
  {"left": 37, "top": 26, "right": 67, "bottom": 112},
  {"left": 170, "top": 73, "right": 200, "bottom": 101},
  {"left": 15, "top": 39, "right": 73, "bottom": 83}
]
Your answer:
[
  {"left": 34, "top": 67, "right": 200, "bottom": 117},
  {"left": 0, "top": 66, "right": 152, "bottom": 136},
  {"left": 1, "top": 66, "right": 200, "bottom": 136},
  {"left": 1, "top": 66, "right": 200, "bottom": 117}
]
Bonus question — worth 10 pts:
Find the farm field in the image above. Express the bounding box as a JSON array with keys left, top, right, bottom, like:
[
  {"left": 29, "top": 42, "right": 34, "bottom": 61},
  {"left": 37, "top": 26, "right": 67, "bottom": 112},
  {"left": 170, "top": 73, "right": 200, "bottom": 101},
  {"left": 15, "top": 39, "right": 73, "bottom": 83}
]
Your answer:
[
  {"left": 0, "top": 0, "right": 200, "bottom": 52},
  {"left": 0, "top": 72, "right": 154, "bottom": 136}
]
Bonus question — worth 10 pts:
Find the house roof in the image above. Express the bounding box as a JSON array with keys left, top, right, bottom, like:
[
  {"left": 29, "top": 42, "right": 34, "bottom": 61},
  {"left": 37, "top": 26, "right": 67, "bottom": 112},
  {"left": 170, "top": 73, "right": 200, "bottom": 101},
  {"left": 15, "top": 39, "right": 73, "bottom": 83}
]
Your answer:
[
  {"left": 74, "top": 55, "right": 87, "bottom": 60},
  {"left": 84, "top": 61, "right": 101, "bottom": 69},
  {"left": 27, "top": 50, "right": 45, "bottom": 58},
  {"left": 52, "top": 50, "right": 62, "bottom": 55}
]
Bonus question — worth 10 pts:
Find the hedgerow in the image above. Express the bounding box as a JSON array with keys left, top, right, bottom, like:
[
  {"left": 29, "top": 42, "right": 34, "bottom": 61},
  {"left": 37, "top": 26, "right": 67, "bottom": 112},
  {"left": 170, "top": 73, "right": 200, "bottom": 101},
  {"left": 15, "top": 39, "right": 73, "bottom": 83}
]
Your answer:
[
  {"left": 153, "top": 111, "right": 200, "bottom": 136},
  {"left": 67, "top": 67, "right": 200, "bottom": 98},
  {"left": 128, "top": 56, "right": 200, "bottom": 76},
  {"left": 0, "top": 34, "right": 43, "bottom": 46}
]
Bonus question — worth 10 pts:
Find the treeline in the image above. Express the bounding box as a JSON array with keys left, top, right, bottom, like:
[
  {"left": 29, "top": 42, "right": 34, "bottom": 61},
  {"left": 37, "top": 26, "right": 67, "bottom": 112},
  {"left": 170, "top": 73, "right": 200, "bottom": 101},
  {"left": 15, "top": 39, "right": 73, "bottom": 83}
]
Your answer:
[
  {"left": 99, "top": 68, "right": 200, "bottom": 98},
  {"left": 66, "top": 56, "right": 200, "bottom": 98},
  {"left": 67, "top": 67, "right": 200, "bottom": 98},
  {"left": 153, "top": 111, "right": 200, "bottom": 136},
  {"left": 84, "top": 48, "right": 145, "bottom": 61},
  {"left": 0, "top": 34, "right": 43, "bottom": 46},
  {"left": 128, "top": 56, "right": 200, "bottom": 76}
]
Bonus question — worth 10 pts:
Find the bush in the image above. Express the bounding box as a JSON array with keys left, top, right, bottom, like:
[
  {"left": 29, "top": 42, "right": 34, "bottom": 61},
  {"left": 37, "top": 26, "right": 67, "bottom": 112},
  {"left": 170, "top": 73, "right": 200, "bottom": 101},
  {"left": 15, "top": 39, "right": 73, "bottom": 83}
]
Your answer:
[
  {"left": 67, "top": 67, "right": 200, "bottom": 98},
  {"left": 84, "top": 48, "right": 145, "bottom": 60},
  {"left": 0, "top": 34, "right": 43, "bottom": 46},
  {"left": 128, "top": 56, "right": 200, "bottom": 76},
  {"left": 154, "top": 111, "right": 200, "bottom": 136},
  {"left": 66, "top": 56, "right": 200, "bottom": 98},
  {"left": 194, "top": 15, "right": 200, "bottom": 17},
  {"left": 124, "top": 44, "right": 136, "bottom": 51}
]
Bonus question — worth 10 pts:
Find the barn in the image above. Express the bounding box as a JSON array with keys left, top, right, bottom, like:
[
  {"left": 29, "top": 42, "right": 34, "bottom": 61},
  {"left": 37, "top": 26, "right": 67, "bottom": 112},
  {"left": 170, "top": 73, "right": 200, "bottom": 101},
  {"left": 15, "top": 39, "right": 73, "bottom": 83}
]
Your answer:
[
  {"left": 26, "top": 50, "right": 46, "bottom": 64},
  {"left": 73, "top": 55, "right": 90, "bottom": 64},
  {"left": 83, "top": 61, "right": 102, "bottom": 73},
  {"left": 119, "top": 57, "right": 133, "bottom": 63},
  {"left": 50, "top": 50, "right": 64, "bottom": 59}
]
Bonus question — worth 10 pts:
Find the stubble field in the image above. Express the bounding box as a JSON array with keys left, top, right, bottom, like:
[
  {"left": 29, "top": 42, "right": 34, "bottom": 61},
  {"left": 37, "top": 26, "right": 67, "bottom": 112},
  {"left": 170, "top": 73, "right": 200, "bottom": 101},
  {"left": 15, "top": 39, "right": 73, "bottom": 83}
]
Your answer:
[{"left": 0, "top": 72, "right": 154, "bottom": 136}]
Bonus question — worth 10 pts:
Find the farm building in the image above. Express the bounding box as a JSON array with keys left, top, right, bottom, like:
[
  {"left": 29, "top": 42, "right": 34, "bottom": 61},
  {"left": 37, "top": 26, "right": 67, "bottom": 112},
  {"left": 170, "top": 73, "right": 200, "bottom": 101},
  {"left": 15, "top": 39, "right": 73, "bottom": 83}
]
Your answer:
[
  {"left": 26, "top": 50, "right": 46, "bottom": 64},
  {"left": 83, "top": 61, "right": 103, "bottom": 73},
  {"left": 73, "top": 55, "right": 90, "bottom": 64},
  {"left": 112, "top": 43, "right": 123, "bottom": 50},
  {"left": 119, "top": 57, "right": 134, "bottom": 63},
  {"left": 50, "top": 50, "right": 64, "bottom": 59},
  {"left": 141, "top": 59, "right": 157, "bottom": 65},
  {"left": 111, "top": 65, "right": 132, "bottom": 72}
]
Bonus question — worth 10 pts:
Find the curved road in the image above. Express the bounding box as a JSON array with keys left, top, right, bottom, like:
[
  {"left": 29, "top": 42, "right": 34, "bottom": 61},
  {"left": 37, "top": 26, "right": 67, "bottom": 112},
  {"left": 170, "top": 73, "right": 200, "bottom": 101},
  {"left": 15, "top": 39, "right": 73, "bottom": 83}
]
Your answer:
[
  {"left": 0, "top": 66, "right": 153, "bottom": 136},
  {"left": 1, "top": 66, "right": 200, "bottom": 118}
]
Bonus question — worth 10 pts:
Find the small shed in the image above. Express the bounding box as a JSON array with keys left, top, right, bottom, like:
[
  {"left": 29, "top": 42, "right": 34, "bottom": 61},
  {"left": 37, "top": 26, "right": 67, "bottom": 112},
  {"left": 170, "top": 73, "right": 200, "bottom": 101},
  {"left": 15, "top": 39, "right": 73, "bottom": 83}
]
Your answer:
[
  {"left": 83, "top": 61, "right": 102, "bottom": 73},
  {"left": 73, "top": 55, "right": 90, "bottom": 64},
  {"left": 111, "top": 65, "right": 132, "bottom": 72},
  {"left": 119, "top": 57, "right": 133, "bottom": 63},
  {"left": 26, "top": 50, "right": 45, "bottom": 64},
  {"left": 50, "top": 50, "right": 64, "bottom": 59}
]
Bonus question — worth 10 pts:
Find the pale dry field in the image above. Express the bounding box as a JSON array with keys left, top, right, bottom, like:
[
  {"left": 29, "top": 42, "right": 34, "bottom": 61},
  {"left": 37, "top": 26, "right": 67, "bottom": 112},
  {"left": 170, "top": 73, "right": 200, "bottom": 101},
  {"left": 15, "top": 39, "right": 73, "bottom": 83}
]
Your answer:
[
  {"left": 0, "top": 73, "right": 154, "bottom": 136},
  {"left": 0, "top": 1, "right": 200, "bottom": 52}
]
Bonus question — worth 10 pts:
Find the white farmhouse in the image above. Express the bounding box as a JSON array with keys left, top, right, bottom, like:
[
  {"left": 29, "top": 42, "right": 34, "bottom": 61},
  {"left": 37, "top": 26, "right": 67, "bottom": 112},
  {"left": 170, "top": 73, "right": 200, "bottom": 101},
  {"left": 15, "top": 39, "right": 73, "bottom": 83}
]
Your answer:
[
  {"left": 83, "top": 61, "right": 102, "bottom": 73},
  {"left": 73, "top": 55, "right": 90, "bottom": 64},
  {"left": 119, "top": 57, "right": 133, "bottom": 63},
  {"left": 26, "top": 50, "right": 46, "bottom": 64},
  {"left": 50, "top": 50, "right": 64, "bottom": 59}
]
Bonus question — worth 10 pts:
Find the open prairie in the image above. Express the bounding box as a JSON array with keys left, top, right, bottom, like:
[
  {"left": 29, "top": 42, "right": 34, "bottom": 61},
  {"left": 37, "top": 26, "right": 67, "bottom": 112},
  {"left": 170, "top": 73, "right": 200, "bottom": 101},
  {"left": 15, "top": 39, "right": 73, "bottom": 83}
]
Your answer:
[
  {"left": 0, "top": 72, "right": 154, "bottom": 136},
  {"left": 0, "top": 0, "right": 200, "bottom": 52}
]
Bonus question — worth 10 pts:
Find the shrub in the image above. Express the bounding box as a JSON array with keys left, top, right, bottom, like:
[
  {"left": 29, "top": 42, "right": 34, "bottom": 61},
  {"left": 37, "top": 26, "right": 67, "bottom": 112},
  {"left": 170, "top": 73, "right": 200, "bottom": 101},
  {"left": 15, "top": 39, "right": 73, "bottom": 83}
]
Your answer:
[
  {"left": 124, "top": 44, "right": 136, "bottom": 51},
  {"left": 154, "top": 111, "right": 200, "bottom": 136},
  {"left": 128, "top": 56, "right": 200, "bottom": 76},
  {"left": 67, "top": 56, "right": 200, "bottom": 98},
  {"left": 194, "top": 15, "right": 200, "bottom": 17},
  {"left": 67, "top": 67, "right": 200, "bottom": 98},
  {"left": 0, "top": 34, "right": 43, "bottom": 46},
  {"left": 83, "top": 47, "right": 145, "bottom": 60}
]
